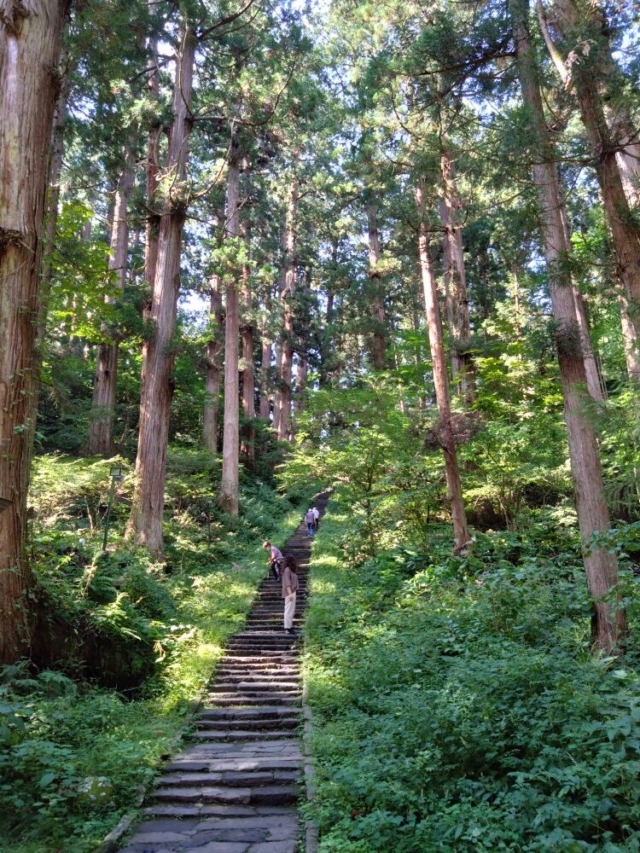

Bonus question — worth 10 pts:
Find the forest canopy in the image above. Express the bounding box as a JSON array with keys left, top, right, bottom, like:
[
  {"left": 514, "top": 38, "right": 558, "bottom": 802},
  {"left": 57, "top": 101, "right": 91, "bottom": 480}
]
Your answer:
[{"left": 1, "top": 0, "right": 640, "bottom": 849}]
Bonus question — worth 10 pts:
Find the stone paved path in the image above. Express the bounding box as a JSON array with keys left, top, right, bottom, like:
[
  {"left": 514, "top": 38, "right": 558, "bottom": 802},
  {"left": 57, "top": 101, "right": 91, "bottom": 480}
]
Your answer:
[{"left": 117, "top": 498, "right": 327, "bottom": 853}]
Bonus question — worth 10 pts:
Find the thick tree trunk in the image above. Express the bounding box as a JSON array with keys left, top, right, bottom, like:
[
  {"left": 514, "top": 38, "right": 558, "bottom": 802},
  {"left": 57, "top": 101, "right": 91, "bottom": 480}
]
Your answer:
[
  {"left": 128, "top": 26, "right": 195, "bottom": 554},
  {"left": 511, "top": 0, "right": 623, "bottom": 652},
  {"left": 415, "top": 181, "right": 470, "bottom": 551},
  {"left": 275, "top": 178, "right": 298, "bottom": 442},
  {"left": 439, "top": 148, "right": 475, "bottom": 404},
  {"left": 86, "top": 147, "right": 135, "bottom": 456},
  {"left": 203, "top": 273, "right": 223, "bottom": 453},
  {"left": 144, "top": 34, "right": 161, "bottom": 310},
  {"left": 0, "top": 0, "right": 69, "bottom": 663},
  {"left": 259, "top": 332, "right": 271, "bottom": 421},
  {"left": 571, "top": 287, "right": 606, "bottom": 402},
  {"left": 272, "top": 341, "right": 283, "bottom": 435},
  {"left": 367, "top": 202, "right": 387, "bottom": 370},
  {"left": 536, "top": 0, "right": 640, "bottom": 207},
  {"left": 219, "top": 145, "right": 241, "bottom": 515},
  {"left": 550, "top": 0, "right": 640, "bottom": 381},
  {"left": 240, "top": 221, "right": 255, "bottom": 460},
  {"left": 296, "top": 357, "right": 307, "bottom": 413},
  {"left": 620, "top": 293, "right": 640, "bottom": 380},
  {"left": 41, "top": 73, "right": 68, "bottom": 320}
]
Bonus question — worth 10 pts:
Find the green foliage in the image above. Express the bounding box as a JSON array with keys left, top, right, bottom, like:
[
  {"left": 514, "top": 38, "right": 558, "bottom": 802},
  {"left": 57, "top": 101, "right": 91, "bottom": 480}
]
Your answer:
[
  {"left": 305, "top": 497, "right": 640, "bottom": 852},
  {"left": 0, "top": 662, "right": 174, "bottom": 851},
  {"left": 1, "top": 453, "right": 312, "bottom": 851}
]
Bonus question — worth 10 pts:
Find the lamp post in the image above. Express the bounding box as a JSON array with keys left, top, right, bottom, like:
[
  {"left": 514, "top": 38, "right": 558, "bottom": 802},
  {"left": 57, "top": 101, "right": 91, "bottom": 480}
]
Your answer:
[{"left": 102, "top": 466, "right": 124, "bottom": 551}]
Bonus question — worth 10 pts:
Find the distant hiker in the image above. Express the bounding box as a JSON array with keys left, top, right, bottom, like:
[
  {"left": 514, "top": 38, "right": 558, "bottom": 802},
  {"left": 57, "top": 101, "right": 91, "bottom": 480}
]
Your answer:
[
  {"left": 312, "top": 505, "right": 320, "bottom": 530},
  {"left": 282, "top": 554, "right": 299, "bottom": 634},
  {"left": 263, "top": 540, "right": 283, "bottom": 580},
  {"left": 305, "top": 508, "right": 315, "bottom": 537}
]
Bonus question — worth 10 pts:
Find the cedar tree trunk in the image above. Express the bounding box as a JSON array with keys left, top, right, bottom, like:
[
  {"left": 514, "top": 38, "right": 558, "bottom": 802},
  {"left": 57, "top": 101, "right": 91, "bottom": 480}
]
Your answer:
[
  {"left": 203, "top": 272, "right": 223, "bottom": 453},
  {"left": 129, "top": 26, "right": 195, "bottom": 554},
  {"left": 511, "top": 0, "right": 624, "bottom": 652},
  {"left": 241, "top": 220, "right": 255, "bottom": 460},
  {"left": 367, "top": 201, "right": 387, "bottom": 370},
  {"left": 0, "top": 0, "right": 69, "bottom": 663},
  {"left": 551, "top": 0, "right": 640, "bottom": 380},
  {"left": 275, "top": 178, "right": 298, "bottom": 442},
  {"left": 219, "top": 143, "right": 242, "bottom": 515},
  {"left": 415, "top": 180, "right": 470, "bottom": 551},
  {"left": 439, "top": 148, "right": 476, "bottom": 404},
  {"left": 86, "top": 147, "right": 135, "bottom": 456}
]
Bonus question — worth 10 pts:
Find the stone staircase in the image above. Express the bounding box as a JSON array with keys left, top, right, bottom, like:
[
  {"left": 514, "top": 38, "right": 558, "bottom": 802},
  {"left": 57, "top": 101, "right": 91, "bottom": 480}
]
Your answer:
[{"left": 117, "top": 499, "right": 326, "bottom": 853}]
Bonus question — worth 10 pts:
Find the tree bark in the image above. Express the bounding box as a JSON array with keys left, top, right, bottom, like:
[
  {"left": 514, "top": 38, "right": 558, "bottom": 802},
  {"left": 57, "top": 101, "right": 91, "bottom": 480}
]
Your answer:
[
  {"left": 259, "top": 318, "right": 272, "bottom": 421},
  {"left": 203, "top": 272, "right": 223, "bottom": 453},
  {"left": 240, "top": 220, "right": 255, "bottom": 460},
  {"left": 41, "top": 71, "right": 68, "bottom": 322},
  {"left": 415, "top": 180, "right": 470, "bottom": 551},
  {"left": 439, "top": 148, "right": 476, "bottom": 404},
  {"left": 86, "top": 147, "right": 135, "bottom": 456},
  {"left": 536, "top": 0, "right": 640, "bottom": 207},
  {"left": 511, "top": 0, "right": 623, "bottom": 652},
  {"left": 128, "top": 25, "right": 195, "bottom": 554},
  {"left": 549, "top": 0, "right": 640, "bottom": 381},
  {"left": 274, "top": 177, "right": 298, "bottom": 442},
  {"left": 295, "top": 356, "right": 307, "bottom": 413},
  {"left": 0, "top": 0, "right": 70, "bottom": 663},
  {"left": 219, "top": 141, "right": 242, "bottom": 515},
  {"left": 367, "top": 201, "right": 387, "bottom": 370},
  {"left": 272, "top": 340, "right": 283, "bottom": 435},
  {"left": 144, "top": 31, "right": 161, "bottom": 312}
]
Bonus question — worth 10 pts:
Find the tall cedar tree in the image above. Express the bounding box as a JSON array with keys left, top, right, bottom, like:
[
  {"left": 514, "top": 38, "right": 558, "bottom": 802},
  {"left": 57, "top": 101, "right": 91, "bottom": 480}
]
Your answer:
[
  {"left": 509, "top": 0, "right": 624, "bottom": 651},
  {"left": 128, "top": 24, "right": 196, "bottom": 553},
  {"left": 0, "top": 0, "right": 70, "bottom": 663}
]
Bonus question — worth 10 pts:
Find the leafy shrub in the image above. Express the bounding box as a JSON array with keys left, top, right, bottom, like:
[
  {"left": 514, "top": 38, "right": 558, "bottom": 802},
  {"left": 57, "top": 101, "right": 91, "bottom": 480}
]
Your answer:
[{"left": 306, "top": 499, "right": 640, "bottom": 852}]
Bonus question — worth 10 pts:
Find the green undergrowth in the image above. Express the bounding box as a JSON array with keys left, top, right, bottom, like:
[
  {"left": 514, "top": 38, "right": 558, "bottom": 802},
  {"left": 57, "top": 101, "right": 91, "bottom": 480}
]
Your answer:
[
  {"left": 0, "top": 450, "right": 318, "bottom": 853},
  {"left": 304, "top": 496, "right": 640, "bottom": 852}
]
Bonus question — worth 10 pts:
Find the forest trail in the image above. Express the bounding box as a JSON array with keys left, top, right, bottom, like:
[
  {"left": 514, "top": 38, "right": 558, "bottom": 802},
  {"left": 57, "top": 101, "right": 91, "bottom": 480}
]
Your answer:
[{"left": 116, "top": 496, "right": 328, "bottom": 853}]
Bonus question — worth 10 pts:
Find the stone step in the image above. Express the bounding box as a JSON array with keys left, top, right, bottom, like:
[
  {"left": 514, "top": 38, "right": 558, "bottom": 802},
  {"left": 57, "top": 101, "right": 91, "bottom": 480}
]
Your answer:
[
  {"left": 211, "top": 681, "right": 300, "bottom": 692},
  {"left": 214, "top": 671, "right": 300, "bottom": 681},
  {"left": 156, "top": 768, "right": 300, "bottom": 788},
  {"left": 208, "top": 683, "right": 300, "bottom": 694},
  {"left": 190, "top": 729, "right": 298, "bottom": 742},
  {"left": 152, "top": 783, "right": 299, "bottom": 806},
  {"left": 217, "top": 658, "right": 301, "bottom": 667},
  {"left": 206, "top": 694, "right": 300, "bottom": 707},
  {"left": 166, "top": 756, "right": 302, "bottom": 773},
  {"left": 196, "top": 717, "right": 299, "bottom": 732},
  {"left": 226, "top": 640, "right": 297, "bottom": 648},
  {"left": 215, "top": 662, "right": 300, "bottom": 671},
  {"left": 223, "top": 651, "right": 299, "bottom": 659},
  {"left": 142, "top": 803, "right": 298, "bottom": 819},
  {"left": 121, "top": 812, "right": 298, "bottom": 852},
  {"left": 198, "top": 706, "right": 301, "bottom": 720}
]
